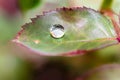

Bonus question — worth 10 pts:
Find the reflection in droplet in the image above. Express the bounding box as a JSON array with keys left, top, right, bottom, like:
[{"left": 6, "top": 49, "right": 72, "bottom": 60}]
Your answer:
[{"left": 50, "top": 24, "right": 65, "bottom": 38}]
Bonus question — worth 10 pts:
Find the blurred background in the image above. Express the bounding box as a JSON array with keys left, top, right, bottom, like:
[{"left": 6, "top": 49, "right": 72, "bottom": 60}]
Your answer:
[{"left": 0, "top": 0, "right": 120, "bottom": 80}]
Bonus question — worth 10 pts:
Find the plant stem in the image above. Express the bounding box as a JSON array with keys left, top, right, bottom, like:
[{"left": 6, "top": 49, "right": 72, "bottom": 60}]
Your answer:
[
  {"left": 100, "top": 0, "right": 120, "bottom": 38},
  {"left": 100, "top": 0, "right": 113, "bottom": 10}
]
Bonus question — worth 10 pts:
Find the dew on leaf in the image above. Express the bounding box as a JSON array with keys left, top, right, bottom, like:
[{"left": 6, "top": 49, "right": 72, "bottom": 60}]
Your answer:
[
  {"left": 15, "top": 7, "right": 118, "bottom": 56},
  {"left": 50, "top": 24, "right": 65, "bottom": 39}
]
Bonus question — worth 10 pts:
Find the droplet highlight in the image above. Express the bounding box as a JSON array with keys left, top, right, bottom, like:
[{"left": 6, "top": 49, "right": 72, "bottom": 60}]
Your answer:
[{"left": 50, "top": 24, "right": 65, "bottom": 38}]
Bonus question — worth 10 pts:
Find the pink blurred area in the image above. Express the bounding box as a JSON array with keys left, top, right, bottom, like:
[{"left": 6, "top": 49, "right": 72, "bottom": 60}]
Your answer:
[{"left": 0, "top": 0, "right": 19, "bottom": 15}]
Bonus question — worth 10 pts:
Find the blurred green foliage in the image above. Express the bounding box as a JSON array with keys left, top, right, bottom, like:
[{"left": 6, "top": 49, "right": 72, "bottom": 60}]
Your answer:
[
  {"left": 0, "top": 54, "right": 31, "bottom": 80},
  {"left": 18, "top": 0, "right": 42, "bottom": 12},
  {"left": 0, "top": 15, "right": 20, "bottom": 43},
  {"left": 112, "top": 0, "right": 120, "bottom": 14}
]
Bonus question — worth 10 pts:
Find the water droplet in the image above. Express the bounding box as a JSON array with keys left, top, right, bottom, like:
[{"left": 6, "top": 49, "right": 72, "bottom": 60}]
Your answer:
[{"left": 50, "top": 24, "right": 65, "bottom": 38}]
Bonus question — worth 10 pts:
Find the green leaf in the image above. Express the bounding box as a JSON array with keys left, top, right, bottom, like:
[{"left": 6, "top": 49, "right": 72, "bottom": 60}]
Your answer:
[
  {"left": 18, "top": 0, "right": 41, "bottom": 12},
  {"left": 14, "top": 7, "right": 118, "bottom": 56}
]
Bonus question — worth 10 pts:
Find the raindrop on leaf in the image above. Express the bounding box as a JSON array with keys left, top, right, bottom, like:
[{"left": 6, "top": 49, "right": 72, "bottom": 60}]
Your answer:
[{"left": 50, "top": 24, "right": 65, "bottom": 39}]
